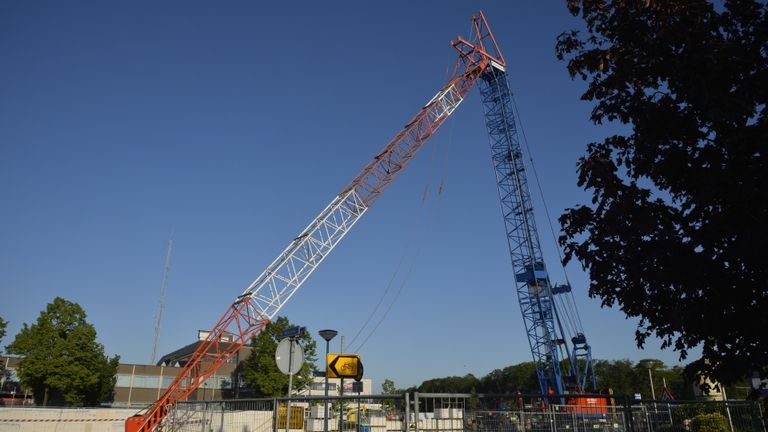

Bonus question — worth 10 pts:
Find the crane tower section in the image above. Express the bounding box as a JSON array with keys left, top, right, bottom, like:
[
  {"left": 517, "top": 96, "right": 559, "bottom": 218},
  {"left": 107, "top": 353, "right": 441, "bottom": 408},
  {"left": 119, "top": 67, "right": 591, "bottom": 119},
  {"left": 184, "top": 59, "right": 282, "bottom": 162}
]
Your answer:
[{"left": 475, "top": 64, "right": 596, "bottom": 395}]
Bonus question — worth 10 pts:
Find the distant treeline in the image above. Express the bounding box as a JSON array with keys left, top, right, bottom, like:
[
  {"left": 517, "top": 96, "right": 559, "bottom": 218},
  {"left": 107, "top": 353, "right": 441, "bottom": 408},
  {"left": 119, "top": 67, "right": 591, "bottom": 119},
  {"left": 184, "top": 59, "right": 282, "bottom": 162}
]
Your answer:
[{"left": 390, "top": 359, "right": 753, "bottom": 400}]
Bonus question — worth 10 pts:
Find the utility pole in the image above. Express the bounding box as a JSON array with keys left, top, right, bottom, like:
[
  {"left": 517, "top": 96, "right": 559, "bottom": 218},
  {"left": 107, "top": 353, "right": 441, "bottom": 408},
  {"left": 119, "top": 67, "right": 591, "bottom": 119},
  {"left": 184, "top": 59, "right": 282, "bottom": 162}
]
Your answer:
[{"left": 339, "top": 336, "right": 345, "bottom": 432}]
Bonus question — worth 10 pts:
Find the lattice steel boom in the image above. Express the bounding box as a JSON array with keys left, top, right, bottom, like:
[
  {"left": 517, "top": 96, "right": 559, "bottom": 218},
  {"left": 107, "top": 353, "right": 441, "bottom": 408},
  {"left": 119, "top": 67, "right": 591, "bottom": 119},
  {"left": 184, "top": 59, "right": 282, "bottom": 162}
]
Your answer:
[
  {"left": 469, "top": 31, "right": 596, "bottom": 395},
  {"left": 125, "top": 13, "right": 502, "bottom": 432}
]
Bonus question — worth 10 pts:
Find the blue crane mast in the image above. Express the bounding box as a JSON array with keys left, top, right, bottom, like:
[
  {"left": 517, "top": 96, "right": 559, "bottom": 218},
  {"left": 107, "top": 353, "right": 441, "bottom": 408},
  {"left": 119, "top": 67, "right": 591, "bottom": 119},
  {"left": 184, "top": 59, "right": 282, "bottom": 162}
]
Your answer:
[{"left": 475, "top": 59, "right": 597, "bottom": 396}]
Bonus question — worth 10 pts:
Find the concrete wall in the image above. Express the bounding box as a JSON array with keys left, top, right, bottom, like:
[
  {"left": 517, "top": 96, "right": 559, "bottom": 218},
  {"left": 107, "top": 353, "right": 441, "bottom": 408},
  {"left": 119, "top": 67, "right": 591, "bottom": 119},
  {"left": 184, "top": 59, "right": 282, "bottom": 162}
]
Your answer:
[{"left": 0, "top": 407, "right": 136, "bottom": 432}]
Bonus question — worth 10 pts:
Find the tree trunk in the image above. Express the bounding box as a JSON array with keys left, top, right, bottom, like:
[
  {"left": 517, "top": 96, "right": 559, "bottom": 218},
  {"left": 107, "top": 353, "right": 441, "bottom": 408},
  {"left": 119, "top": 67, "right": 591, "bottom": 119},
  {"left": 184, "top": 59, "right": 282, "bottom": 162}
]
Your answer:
[{"left": 43, "top": 386, "right": 49, "bottom": 407}]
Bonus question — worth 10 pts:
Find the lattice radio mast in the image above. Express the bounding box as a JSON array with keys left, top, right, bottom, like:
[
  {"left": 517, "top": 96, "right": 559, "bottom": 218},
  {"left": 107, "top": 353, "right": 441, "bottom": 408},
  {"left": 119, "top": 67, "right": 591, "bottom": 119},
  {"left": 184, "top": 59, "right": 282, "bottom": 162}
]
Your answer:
[{"left": 150, "top": 238, "right": 173, "bottom": 365}]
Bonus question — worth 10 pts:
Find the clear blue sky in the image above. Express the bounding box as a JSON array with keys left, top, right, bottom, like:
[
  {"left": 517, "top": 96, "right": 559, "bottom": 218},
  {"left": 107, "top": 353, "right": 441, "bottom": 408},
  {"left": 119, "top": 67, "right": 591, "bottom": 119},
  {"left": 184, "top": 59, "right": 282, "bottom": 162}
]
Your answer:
[{"left": 0, "top": 1, "right": 696, "bottom": 391}]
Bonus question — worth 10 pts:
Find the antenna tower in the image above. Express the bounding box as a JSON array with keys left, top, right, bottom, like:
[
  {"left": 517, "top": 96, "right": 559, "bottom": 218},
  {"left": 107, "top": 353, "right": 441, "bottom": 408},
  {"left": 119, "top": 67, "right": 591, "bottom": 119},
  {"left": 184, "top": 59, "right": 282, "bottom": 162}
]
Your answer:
[{"left": 150, "top": 238, "right": 173, "bottom": 364}]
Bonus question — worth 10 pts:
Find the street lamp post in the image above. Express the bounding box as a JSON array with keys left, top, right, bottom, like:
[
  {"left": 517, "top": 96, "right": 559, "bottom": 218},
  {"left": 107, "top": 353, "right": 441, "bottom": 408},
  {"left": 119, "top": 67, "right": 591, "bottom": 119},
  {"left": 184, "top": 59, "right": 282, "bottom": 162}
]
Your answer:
[
  {"left": 319, "top": 329, "right": 338, "bottom": 432},
  {"left": 640, "top": 363, "right": 656, "bottom": 400},
  {"left": 647, "top": 368, "right": 656, "bottom": 400}
]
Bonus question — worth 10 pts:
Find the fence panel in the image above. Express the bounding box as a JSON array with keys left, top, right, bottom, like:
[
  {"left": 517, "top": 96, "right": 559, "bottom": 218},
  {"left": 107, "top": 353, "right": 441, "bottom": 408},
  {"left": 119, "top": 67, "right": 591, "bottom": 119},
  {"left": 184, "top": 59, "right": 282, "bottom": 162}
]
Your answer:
[
  {"left": 412, "top": 393, "right": 765, "bottom": 432},
  {"left": 629, "top": 400, "right": 764, "bottom": 432},
  {"left": 172, "top": 394, "right": 409, "bottom": 432},
  {"left": 171, "top": 394, "right": 765, "bottom": 432},
  {"left": 172, "top": 399, "right": 275, "bottom": 432},
  {"left": 414, "top": 393, "right": 628, "bottom": 432}
]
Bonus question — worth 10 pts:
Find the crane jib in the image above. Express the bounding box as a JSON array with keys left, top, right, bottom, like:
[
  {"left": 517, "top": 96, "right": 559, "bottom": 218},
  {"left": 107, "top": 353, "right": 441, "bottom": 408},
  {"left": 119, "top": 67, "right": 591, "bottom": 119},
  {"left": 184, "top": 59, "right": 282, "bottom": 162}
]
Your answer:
[
  {"left": 125, "top": 11, "right": 596, "bottom": 432},
  {"left": 126, "top": 13, "right": 492, "bottom": 432}
]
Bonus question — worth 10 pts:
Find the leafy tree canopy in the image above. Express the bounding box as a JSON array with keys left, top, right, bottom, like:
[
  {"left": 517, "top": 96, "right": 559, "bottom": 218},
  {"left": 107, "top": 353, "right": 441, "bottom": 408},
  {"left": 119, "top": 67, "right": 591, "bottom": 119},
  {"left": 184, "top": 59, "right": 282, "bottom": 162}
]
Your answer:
[
  {"left": 411, "top": 359, "right": 756, "bottom": 399},
  {"left": 6, "top": 297, "right": 119, "bottom": 406},
  {"left": 478, "top": 362, "right": 539, "bottom": 394},
  {"left": 593, "top": 359, "right": 643, "bottom": 396},
  {"left": 593, "top": 358, "right": 694, "bottom": 399},
  {"left": 418, "top": 374, "right": 479, "bottom": 393},
  {"left": 0, "top": 316, "right": 6, "bottom": 377},
  {"left": 381, "top": 379, "right": 403, "bottom": 394},
  {"left": 556, "top": 0, "right": 768, "bottom": 385},
  {"left": 239, "top": 316, "right": 317, "bottom": 397}
]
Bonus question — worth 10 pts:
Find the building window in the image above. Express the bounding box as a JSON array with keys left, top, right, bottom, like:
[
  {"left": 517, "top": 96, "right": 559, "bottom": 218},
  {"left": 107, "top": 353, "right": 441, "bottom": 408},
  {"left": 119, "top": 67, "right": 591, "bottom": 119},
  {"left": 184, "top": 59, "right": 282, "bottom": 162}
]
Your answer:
[
  {"left": 133, "top": 376, "right": 160, "bottom": 388},
  {"left": 116, "top": 374, "right": 132, "bottom": 387},
  {"left": 115, "top": 373, "right": 230, "bottom": 390},
  {"left": 311, "top": 382, "right": 336, "bottom": 391}
]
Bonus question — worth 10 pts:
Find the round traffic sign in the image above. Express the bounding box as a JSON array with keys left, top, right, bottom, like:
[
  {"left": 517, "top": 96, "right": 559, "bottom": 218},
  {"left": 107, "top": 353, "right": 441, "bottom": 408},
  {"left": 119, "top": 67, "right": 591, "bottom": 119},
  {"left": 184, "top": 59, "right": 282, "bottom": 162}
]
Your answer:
[{"left": 275, "top": 338, "right": 304, "bottom": 375}]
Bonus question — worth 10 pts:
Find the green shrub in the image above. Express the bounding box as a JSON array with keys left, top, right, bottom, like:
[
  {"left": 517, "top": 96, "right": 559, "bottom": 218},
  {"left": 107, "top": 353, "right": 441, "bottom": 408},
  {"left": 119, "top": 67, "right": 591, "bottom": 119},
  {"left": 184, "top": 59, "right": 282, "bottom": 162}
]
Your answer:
[
  {"left": 654, "top": 423, "right": 686, "bottom": 432},
  {"left": 691, "top": 413, "right": 728, "bottom": 432},
  {"left": 672, "top": 403, "right": 720, "bottom": 423}
]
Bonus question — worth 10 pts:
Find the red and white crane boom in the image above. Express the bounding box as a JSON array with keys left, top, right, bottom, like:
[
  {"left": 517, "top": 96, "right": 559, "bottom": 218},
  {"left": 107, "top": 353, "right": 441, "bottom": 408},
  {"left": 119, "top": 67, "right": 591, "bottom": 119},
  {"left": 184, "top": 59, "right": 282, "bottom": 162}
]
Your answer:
[{"left": 126, "top": 13, "right": 503, "bottom": 432}]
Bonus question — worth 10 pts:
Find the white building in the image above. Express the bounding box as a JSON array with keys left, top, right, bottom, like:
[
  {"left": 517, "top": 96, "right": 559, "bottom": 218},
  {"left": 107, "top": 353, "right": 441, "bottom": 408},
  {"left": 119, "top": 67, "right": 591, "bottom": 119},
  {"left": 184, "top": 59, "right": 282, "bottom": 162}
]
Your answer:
[{"left": 302, "top": 373, "right": 374, "bottom": 397}]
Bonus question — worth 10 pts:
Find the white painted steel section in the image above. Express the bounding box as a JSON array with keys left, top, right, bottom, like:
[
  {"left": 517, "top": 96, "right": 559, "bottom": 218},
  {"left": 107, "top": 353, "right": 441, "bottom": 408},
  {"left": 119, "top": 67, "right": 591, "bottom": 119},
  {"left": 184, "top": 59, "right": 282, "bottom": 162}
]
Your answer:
[
  {"left": 235, "top": 83, "right": 462, "bottom": 323},
  {"left": 490, "top": 60, "right": 506, "bottom": 72},
  {"left": 238, "top": 189, "right": 368, "bottom": 320},
  {"left": 224, "top": 83, "right": 464, "bottom": 332},
  {"left": 424, "top": 84, "right": 463, "bottom": 118}
]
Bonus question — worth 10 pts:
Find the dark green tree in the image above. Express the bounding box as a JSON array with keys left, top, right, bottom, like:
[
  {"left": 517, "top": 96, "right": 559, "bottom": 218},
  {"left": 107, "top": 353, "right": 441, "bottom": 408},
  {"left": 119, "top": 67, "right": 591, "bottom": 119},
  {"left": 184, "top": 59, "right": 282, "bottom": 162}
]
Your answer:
[
  {"left": 593, "top": 359, "right": 644, "bottom": 396},
  {"left": 477, "top": 362, "right": 539, "bottom": 394},
  {"left": 381, "top": 379, "right": 402, "bottom": 394},
  {"left": 632, "top": 359, "right": 695, "bottom": 400},
  {"left": 0, "top": 317, "right": 7, "bottom": 378},
  {"left": 381, "top": 379, "right": 404, "bottom": 414},
  {"left": 418, "top": 374, "right": 478, "bottom": 393},
  {"left": 6, "top": 297, "right": 119, "bottom": 406},
  {"left": 556, "top": 0, "right": 768, "bottom": 385},
  {"left": 239, "top": 316, "right": 317, "bottom": 397},
  {"left": 93, "top": 356, "right": 121, "bottom": 404}
]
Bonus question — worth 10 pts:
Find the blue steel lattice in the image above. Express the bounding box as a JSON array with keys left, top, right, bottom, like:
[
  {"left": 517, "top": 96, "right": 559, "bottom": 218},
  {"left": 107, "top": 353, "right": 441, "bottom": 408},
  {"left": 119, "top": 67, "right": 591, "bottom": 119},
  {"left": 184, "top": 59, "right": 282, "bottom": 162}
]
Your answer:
[{"left": 477, "top": 65, "right": 568, "bottom": 396}]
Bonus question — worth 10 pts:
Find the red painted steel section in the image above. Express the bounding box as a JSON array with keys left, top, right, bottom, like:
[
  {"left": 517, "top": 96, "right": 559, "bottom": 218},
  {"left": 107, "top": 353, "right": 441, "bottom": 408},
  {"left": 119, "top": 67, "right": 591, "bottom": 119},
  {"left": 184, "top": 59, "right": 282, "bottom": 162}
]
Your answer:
[
  {"left": 342, "top": 12, "right": 503, "bottom": 208},
  {"left": 127, "top": 297, "right": 268, "bottom": 432}
]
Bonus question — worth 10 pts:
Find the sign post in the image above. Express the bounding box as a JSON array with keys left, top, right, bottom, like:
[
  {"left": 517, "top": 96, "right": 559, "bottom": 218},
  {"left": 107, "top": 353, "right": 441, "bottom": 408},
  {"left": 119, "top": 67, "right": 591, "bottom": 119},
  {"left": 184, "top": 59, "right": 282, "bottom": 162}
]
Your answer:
[
  {"left": 326, "top": 354, "right": 363, "bottom": 432},
  {"left": 276, "top": 327, "right": 306, "bottom": 432}
]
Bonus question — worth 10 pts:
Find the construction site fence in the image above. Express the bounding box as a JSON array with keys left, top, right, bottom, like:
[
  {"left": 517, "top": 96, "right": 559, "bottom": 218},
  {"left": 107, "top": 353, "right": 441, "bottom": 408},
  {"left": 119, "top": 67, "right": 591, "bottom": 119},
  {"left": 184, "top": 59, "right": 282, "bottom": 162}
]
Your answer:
[{"left": 170, "top": 392, "right": 766, "bottom": 432}]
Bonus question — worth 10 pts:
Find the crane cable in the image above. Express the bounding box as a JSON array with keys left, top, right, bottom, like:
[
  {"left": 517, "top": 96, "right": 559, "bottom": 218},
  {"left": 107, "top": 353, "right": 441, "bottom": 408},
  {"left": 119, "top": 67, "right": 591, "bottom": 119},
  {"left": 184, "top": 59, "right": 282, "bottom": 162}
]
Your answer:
[
  {"left": 347, "top": 114, "right": 455, "bottom": 353},
  {"left": 509, "top": 93, "right": 586, "bottom": 339}
]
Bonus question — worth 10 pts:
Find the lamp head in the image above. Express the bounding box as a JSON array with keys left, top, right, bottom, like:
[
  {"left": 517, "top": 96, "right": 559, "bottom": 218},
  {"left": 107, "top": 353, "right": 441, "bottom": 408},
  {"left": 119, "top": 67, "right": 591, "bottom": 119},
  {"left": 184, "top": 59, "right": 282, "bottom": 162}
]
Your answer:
[{"left": 319, "top": 329, "right": 338, "bottom": 342}]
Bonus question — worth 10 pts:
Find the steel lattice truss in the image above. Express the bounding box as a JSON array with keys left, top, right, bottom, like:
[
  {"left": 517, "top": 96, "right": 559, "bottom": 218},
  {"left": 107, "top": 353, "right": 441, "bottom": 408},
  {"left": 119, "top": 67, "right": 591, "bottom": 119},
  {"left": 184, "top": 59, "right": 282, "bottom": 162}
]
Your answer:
[
  {"left": 128, "top": 11, "right": 575, "bottom": 432},
  {"left": 130, "top": 45, "right": 483, "bottom": 432},
  {"left": 478, "top": 65, "right": 567, "bottom": 395},
  {"left": 135, "top": 189, "right": 371, "bottom": 430},
  {"left": 242, "top": 189, "right": 369, "bottom": 312},
  {"left": 477, "top": 65, "right": 595, "bottom": 395},
  {"left": 344, "top": 83, "right": 466, "bottom": 207}
]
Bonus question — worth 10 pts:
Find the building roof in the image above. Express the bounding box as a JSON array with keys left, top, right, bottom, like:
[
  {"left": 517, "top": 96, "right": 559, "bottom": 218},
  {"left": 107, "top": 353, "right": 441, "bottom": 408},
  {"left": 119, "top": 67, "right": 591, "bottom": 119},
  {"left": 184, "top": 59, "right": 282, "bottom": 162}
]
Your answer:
[{"left": 156, "top": 341, "right": 251, "bottom": 367}]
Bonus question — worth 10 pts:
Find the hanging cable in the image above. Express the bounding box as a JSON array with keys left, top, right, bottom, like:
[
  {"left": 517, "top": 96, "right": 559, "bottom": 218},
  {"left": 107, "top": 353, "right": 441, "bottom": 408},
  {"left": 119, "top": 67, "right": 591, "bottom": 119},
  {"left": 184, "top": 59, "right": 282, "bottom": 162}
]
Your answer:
[
  {"left": 348, "top": 115, "right": 455, "bottom": 353},
  {"left": 509, "top": 93, "right": 587, "bottom": 335},
  {"left": 345, "top": 235, "right": 414, "bottom": 349}
]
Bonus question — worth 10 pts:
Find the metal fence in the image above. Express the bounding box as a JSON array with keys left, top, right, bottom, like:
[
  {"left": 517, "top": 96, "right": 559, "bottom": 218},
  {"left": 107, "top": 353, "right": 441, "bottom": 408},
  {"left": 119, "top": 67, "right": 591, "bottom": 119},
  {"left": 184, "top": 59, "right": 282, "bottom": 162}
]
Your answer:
[
  {"left": 171, "top": 393, "right": 766, "bottom": 432},
  {"left": 172, "top": 394, "right": 410, "bottom": 432},
  {"left": 413, "top": 393, "right": 765, "bottom": 432}
]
